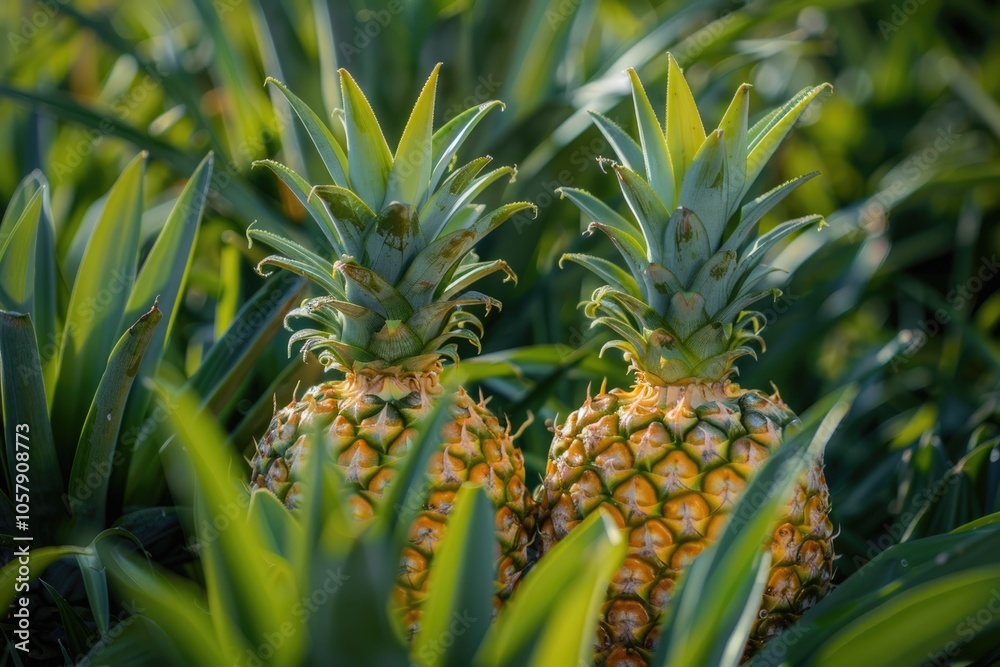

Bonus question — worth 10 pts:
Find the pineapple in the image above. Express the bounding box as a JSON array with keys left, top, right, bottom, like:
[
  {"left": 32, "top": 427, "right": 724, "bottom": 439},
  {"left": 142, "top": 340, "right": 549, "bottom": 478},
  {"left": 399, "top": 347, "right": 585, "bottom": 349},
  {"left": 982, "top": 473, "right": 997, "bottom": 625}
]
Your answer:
[
  {"left": 247, "top": 65, "right": 537, "bottom": 637},
  {"left": 538, "top": 56, "right": 834, "bottom": 665}
]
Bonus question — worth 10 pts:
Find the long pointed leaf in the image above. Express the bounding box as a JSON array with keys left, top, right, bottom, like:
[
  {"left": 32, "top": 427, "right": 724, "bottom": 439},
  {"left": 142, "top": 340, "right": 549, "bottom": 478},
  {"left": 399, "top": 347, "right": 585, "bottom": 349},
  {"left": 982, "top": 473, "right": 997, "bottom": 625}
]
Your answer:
[
  {"left": 442, "top": 259, "right": 517, "bottom": 300},
  {"left": 744, "top": 84, "right": 831, "bottom": 199},
  {"left": 386, "top": 64, "right": 440, "bottom": 206},
  {"left": 101, "top": 546, "right": 233, "bottom": 666},
  {"left": 309, "top": 184, "right": 373, "bottom": 257},
  {"left": 665, "top": 54, "right": 706, "bottom": 193},
  {"left": 115, "top": 155, "right": 213, "bottom": 497},
  {"left": 399, "top": 202, "right": 535, "bottom": 309},
  {"left": 526, "top": 530, "right": 627, "bottom": 667},
  {"left": 588, "top": 111, "right": 643, "bottom": 173},
  {"left": 0, "top": 171, "right": 59, "bottom": 397},
  {"left": 718, "top": 83, "right": 751, "bottom": 223},
  {"left": 421, "top": 163, "right": 516, "bottom": 241},
  {"left": 614, "top": 163, "right": 669, "bottom": 260},
  {"left": 0, "top": 311, "right": 62, "bottom": 532},
  {"left": 627, "top": 68, "right": 674, "bottom": 206},
  {"left": 75, "top": 550, "right": 111, "bottom": 636},
  {"left": 560, "top": 253, "right": 641, "bottom": 297},
  {"left": 155, "top": 382, "right": 297, "bottom": 663},
  {"left": 0, "top": 190, "right": 43, "bottom": 324},
  {"left": 430, "top": 101, "right": 504, "bottom": 197},
  {"left": 68, "top": 304, "right": 162, "bottom": 530},
  {"left": 186, "top": 275, "right": 308, "bottom": 412},
  {"left": 340, "top": 69, "right": 393, "bottom": 210},
  {"left": 813, "top": 568, "right": 1000, "bottom": 666},
  {"left": 53, "top": 153, "right": 145, "bottom": 466},
  {"left": 413, "top": 485, "right": 495, "bottom": 667},
  {"left": 265, "top": 77, "right": 349, "bottom": 186},
  {"left": 720, "top": 172, "right": 819, "bottom": 257},
  {"left": 477, "top": 510, "right": 625, "bottom": 666},
  {"left": 254, "top": 159, "right": 350, "bottom": 256}
]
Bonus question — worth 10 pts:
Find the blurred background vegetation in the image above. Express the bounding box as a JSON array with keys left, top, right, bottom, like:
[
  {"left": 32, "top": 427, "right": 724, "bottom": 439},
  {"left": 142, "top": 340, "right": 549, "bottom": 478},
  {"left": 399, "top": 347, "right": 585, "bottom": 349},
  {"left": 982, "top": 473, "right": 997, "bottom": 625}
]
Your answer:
[{"left": 1, "top": 0, "right": 998, "bottom": 616}]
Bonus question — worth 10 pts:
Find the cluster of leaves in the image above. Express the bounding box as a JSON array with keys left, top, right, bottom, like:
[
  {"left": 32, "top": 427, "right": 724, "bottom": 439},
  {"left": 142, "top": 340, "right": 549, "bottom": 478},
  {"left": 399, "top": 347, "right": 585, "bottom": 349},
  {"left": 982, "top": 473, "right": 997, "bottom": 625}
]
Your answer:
[
  {"left": 0, "top": 154, "right": 317, "bottom": 661},
  {"left": 0, "top": 153, "right": 210, "bottom": 661}
]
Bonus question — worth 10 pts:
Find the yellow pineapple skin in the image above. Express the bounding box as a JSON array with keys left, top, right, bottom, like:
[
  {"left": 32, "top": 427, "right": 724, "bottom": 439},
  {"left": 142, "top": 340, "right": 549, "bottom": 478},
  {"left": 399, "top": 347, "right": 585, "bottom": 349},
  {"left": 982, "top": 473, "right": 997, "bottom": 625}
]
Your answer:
[
  {"left": 250, "top": 366, "right": 536, "bottom": 639},
  {"left": 537, "top": 381, "right": 834, "bottom": 666}
]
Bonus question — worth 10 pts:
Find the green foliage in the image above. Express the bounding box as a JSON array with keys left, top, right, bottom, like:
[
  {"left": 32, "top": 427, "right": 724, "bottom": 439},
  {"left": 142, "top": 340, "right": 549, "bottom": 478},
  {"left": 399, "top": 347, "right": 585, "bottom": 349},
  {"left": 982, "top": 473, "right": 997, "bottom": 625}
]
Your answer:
[
  {"left": 0, "top": 154, "right": 300, "bottom": 662},
  {"left": 1, "top": 0, "right": 998, "bottom": 664},
  {"left": 66, "top": 384, "right": 1000, "bottom": 667}
]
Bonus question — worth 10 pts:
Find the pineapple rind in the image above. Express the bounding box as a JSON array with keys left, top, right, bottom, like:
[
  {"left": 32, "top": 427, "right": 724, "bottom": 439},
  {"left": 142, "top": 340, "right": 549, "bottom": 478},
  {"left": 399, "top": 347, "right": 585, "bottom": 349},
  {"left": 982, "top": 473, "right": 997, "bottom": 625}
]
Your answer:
[
  {"left": 251, "top": 366, "right": 536, "bottom": 638},
  {"left": 538, "top": 381, "right": 834, "bottom": 665}
]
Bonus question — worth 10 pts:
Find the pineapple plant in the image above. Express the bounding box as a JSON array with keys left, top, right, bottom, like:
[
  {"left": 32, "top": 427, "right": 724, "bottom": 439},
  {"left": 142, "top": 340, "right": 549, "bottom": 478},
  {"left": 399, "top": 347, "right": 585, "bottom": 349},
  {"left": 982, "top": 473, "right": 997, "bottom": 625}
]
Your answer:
[
  {"left": 538, "top": 55, "right": 834, "bottom": 664},
  {"left": 246, "top": 65, "right": 537, "bottom": 637}
]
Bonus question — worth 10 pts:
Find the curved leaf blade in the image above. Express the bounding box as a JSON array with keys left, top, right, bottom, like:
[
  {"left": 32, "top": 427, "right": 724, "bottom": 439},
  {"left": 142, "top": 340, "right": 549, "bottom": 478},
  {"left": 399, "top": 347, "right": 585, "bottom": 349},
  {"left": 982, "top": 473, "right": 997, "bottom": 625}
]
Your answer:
[
  {"left": 115, "top": 154, "right": 214, "bottom": 494},
  {"left": 387, "top": 64, "right": 440, "bottom": 207},
  {"left": 477, "top": 510, "right": 625, "bottom": 666},
  {"left": 68, "top": 304, "right": 162, "bottom": 530},
  {"left": 0, "top": 311, "right": 62, "bottom": 532},
  {"left": 52, "top": 153, "right": 146, "bottom": 460},
  {"left": 340, "top": 69, "right": 393, "bottom": 210},
  {"left": 413, "top": 485, "right": 495, "bottom": 667}
]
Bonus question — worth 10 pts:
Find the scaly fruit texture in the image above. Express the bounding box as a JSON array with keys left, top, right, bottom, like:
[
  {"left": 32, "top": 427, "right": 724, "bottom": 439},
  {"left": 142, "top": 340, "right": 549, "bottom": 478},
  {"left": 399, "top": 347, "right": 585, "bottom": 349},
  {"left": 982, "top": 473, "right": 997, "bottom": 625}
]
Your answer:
[
  {"left": 539, "top": 55, "right": 833, "bottom": 665},
  {"left": 247, "top": 65, "right": 536, "bottom": 638}
]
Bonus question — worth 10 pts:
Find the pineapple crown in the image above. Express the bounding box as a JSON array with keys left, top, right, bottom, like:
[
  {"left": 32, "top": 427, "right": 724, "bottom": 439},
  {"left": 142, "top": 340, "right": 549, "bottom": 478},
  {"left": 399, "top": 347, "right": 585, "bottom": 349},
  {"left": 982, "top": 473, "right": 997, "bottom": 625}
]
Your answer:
[
  {"left": 559, "top": 55, "right": 830, "bottom": 386},
  {"left": 249, "top": 65, "right": 535, "bottom": 373}
]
